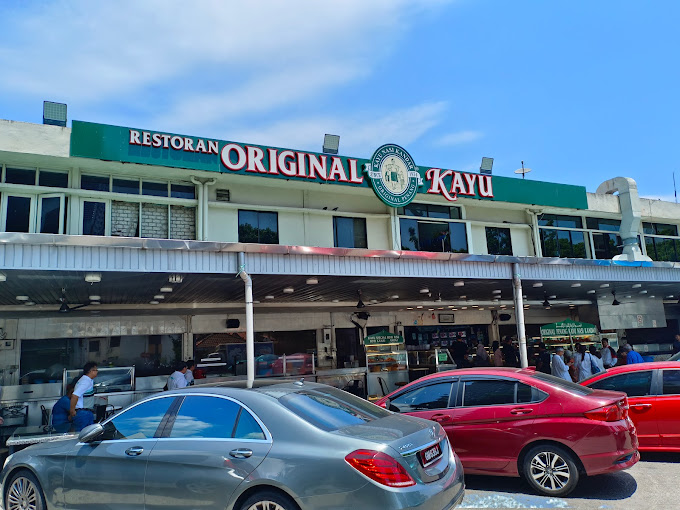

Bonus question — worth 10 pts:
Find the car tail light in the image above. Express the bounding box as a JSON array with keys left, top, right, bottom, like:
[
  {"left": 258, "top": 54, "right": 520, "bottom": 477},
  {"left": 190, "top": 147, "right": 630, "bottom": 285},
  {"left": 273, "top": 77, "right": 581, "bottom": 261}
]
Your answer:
[
  {"left": 585, "top": 398, "right": 628, "bottom": 422},
  {"left": 345, "top": 449, "right": 416, "bottom": 487}
]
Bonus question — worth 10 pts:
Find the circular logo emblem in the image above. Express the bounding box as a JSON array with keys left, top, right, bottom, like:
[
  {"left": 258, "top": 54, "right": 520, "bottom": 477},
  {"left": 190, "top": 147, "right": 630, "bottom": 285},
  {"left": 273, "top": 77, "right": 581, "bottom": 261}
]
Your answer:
[{"left": 365, "top": 144, "right": 421, "bottom": 207}]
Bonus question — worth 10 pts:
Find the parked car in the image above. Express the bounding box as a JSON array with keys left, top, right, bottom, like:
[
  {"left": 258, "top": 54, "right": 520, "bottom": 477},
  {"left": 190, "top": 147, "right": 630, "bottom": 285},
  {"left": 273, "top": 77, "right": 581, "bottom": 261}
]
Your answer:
[
  {"left": 271, "top": 353, "right": 314, "bottom": 375},
  {"left": 1, "top": 382, "right": 465, "bottom": 510},
  {"left": 376, "top": 367, "right": 639, "bottom": 496},
  {"left": 581, "top": 361, "right": 680, "bottom": 452}
]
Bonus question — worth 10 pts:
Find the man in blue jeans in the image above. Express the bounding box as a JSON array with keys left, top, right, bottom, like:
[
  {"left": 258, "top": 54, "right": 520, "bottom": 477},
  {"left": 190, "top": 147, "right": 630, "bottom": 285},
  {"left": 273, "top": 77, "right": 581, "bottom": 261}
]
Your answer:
[{"left": 69, "top": 362, "right": 98, "bottom": 431}]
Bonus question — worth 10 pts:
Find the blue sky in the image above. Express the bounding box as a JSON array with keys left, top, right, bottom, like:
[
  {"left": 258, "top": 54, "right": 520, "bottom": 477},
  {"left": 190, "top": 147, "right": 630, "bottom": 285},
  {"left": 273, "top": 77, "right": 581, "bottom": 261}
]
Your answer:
[{"left": 1, "top": 0, "right": 678, "bottom": 200}]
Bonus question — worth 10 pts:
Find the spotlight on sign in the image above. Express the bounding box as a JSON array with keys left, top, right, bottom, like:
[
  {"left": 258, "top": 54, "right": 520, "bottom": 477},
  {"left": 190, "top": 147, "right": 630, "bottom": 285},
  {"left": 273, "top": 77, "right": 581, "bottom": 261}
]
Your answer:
[
  {"left": 480, "top": 157, "right": 494, "bottom": 175},
  {"left": 322, "top": 134, "right": 340, "bottom": 155},
  {"left": 43, "top": 101, "right": 67, "bottom": 127}
]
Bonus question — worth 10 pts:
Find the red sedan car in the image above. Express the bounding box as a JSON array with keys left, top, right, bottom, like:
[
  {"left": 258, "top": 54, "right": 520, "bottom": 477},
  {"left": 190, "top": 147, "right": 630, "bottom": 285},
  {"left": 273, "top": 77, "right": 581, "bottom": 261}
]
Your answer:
[
  {"left": 376, "top": 368, "right": 639, "bottom": 496},
  {"left": 581, "top": 361, "right": 680, "bottom": 452}
]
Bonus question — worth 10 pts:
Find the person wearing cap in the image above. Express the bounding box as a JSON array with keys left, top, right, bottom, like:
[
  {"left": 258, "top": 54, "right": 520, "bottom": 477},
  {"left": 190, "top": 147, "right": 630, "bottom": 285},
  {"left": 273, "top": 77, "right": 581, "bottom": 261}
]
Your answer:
[
  {"left": 551, "top": 347, "right": 572, "bottom": 382},
  {"left": 625, "top": 343, "right": 644, "bottom": 364}
]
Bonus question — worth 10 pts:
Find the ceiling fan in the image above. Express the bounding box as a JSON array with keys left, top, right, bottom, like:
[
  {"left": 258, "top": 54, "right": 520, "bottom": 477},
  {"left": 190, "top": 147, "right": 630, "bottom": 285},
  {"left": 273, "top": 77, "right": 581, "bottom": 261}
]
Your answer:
[{"left": 58, "top": 288, "right": 90, "bottom": 313}]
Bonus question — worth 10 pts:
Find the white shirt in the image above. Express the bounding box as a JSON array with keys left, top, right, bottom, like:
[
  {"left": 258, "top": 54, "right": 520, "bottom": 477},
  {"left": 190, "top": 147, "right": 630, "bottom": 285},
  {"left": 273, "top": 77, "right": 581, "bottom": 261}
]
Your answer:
[
  {"left": 601, "top": 347, "right": 617, "bottom": 367},
  {"left": 576, "top": 352, "right": 595, "bottom": 381},
  {"left": 476, "top": 344, "right": 489, "bottom": 362},
  {"left": 184, "top": 369, "right": 194, "bottom": 385},
  {"left": 167, "top": 371, "right": 188, "bottom": 390},
  {"left": 73, "top": 374, "right": 95, "bottom": 410},
  {"left": 551, "top": 354, "right": 571, "bottom": 382},
  {"left": 494, "top": 348, "right": 504, "bottom": 367}
]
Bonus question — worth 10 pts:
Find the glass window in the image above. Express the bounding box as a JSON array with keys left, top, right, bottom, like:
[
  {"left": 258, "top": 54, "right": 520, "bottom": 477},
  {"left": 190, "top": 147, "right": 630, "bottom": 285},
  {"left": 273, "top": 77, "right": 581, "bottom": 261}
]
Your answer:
[
  {"left": 517, "top": 382, "right": 533, "bottom": 403},
  {"left": 101, "top": 397, "right": 174, "bottom": 441},
  {"left": 540, "top": 229, "right": 586, "bottom": 258},
  {"left": 81, "top": 174, "right": 110, "bottom": 192},
  {"left": 333, "top": 217, "right": 367, "bottom": 249},
  {"left": 113, "top": 178, "right": 140, "bottom": 194},
  {"left": 5, "top": 168, "right": 36, "bottom": 185},
  {"left": 426, "top": 205, "right": 452, "bottom": 219},
  {"left": 40, "top": 197, "right": 61, "bottom": 234},
  {"left": 169, "top": 396, "right": 241, "bottom": 439},
  {"left": 5, "top": 196, "right": 31, "bottom": 232},
  {"left": 462, "top": 379, "right": 516, "bottom": 406},
  {"left": 486, "top": 227, "right": 512, "bottom": 256},
  {"left": 400, "top": 219, "right": 419, "bottom": 250},
  {"left": 531, "top": 372, "right": 594, "bottom": 395},
  {"left": 142, "top": 181, "right": 169, "bottom": 197},
  {"left": 449, "top": 222, "right": 468, "bottom": 253},
  {"left": 586, "top": 217, "right": 621, "bottom": 232},
  {"left": 233, "top": 409, "right": 266, "bottom": 440},
  {"left": 418, "top": 222, "right": 451, "bottom": 252},
  {"left": 83, "top": 201, "right": 106, "bottom": 236},
  {"left": 588, "top": 371, "right": 653, "bottom": 397},
  {"left": 647, "top": 237, "right": 678, "bottom": 262},
  {"left": 399, "top": 204, "right": 461, "bottom": 219},
  {"left": 38, "top": 171, "right": 68, "bottom": 188},
  {"left": 389, "top": 382, "right": 453, "bottom": 412},
  {"left": 540, "top": 229, "right": 558, "bottom": 257},
  {"left": 238, "top": 210, "right": 278, "bottom": 244},
  {"left": 170, "top": 184, "right": 196, "bottom": 199},
  {"left": 654, "top": 224, "right": 678, "bottom": 237},
  {"left": 277, "top": 387, "right": 391, "bottom": 432},
  {"left": 593, "top": 233, "right": 623, "bottom": 259},
  {"left": 538, "top": 214, "right": 582, "bottom": 228},
  {"left": 662, "top": 370, "right": 680, "bottom": 395}
]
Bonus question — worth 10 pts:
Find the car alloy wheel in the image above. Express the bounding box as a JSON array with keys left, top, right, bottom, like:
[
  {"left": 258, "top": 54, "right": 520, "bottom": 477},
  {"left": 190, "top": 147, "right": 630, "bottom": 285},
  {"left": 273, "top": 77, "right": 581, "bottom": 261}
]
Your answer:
[
  {"left": 522, "top": 444, "right": 579, "bottom": 496},
  {"left": 240, "top": 490, "right": 296, "bottom": 510},
  {"left": 246, "top": 503, "right": 287, "bottom": 510},
  {"left": 5, "top": 472, "right": 45, "bottom": 510}
]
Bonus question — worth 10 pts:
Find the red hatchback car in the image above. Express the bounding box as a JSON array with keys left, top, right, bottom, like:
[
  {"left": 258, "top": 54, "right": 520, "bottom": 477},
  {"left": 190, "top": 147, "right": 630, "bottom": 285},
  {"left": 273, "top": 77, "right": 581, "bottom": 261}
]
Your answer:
[
  {"left": 376, "top": 368, "right": 639, "bottom": 496},
  {"left": 581, "top": 361, "right": 680, "bottom": 452}
]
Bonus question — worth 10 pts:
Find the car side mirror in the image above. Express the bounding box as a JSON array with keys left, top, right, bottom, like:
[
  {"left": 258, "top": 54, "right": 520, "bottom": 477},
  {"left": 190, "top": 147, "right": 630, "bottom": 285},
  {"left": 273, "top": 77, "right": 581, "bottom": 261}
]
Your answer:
[{"left": 78, "top": 423, "right": 104, "bottom": 443}]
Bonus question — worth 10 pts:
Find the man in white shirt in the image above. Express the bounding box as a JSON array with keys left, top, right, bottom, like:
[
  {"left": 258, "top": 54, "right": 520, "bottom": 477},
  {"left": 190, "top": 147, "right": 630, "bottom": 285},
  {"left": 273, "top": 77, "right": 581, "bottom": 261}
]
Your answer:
[
  {"left": 551, "top": 347, "right": 572, "bottom": 382},
  {"left": 600, "top": 339, "right": 617, "bottom": 369},
  {"left": 167, "top": 361, "right": 188, "bottom": 390},
  {"left": 69, "top": 362, "right": 98, "bottom": 431},
  {"left": 184, "top": 360, "right": 195, "bottom": 386}
]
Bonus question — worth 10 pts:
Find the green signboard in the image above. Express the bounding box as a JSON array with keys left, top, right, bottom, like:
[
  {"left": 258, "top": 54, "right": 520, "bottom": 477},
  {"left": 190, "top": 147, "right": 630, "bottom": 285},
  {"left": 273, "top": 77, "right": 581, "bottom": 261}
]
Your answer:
[
  {"left": 70, "top": 121, "right": 589, "bottom": 210},
  {"left": 540, "top": 319, "right": 598, "bottom": 338},
  {"left": 364, "top": 331, "right": 404, "bottom": 346}
]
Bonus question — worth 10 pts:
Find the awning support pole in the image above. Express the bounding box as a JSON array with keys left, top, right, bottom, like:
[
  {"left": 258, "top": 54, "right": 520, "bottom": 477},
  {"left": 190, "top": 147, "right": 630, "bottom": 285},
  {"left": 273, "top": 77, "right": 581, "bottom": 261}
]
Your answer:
[
  {"left": 513, "top": 263, "right": 529, "bottom": 368},
  {"left": 237, "top": 252, "right": 255, "bottom": 388}
]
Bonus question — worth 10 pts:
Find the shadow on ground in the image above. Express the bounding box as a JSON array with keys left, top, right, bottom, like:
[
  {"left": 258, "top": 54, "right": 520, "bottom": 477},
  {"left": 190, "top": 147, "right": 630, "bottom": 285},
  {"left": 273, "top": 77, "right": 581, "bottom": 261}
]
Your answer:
[{"left": 640, "top": 452, "right": 680, "bottom": 463}]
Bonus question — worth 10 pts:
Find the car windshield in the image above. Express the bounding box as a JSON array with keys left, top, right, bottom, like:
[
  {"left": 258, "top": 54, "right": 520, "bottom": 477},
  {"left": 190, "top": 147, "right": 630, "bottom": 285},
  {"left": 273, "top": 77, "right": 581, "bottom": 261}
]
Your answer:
[
  {"left": 279, "top": 387, "right": 391, "bottom": 431},
  {"left": 531, "top": 371, "right": 594, "bottom": 395}
]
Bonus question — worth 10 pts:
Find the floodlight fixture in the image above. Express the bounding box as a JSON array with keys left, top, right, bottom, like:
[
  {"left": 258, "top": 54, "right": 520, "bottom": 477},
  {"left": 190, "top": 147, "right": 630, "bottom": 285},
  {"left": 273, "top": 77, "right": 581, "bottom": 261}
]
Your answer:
[
  {"left": 43, "top": 101, "right": 67, "bottom": 127},
  {"left": 322, "top": 134, "right": 340, "bottom": 155},
  {"left": 480, "top": 157, "right": 494, "bottom": 175}
]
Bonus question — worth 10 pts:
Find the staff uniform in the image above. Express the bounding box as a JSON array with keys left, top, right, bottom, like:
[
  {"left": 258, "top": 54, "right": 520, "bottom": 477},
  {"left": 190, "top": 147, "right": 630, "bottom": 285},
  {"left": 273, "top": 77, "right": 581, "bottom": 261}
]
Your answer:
[
  {"left": 72, "top": 374, "right": 95, "bottom": 431},
  {"left": 551, "top": 354, "right": 571, "bottom": 382},
  {"left": 576, "top": 352, "right": 595, "bottom": 381},
  {"left": 167, "top": 370, "right": 188, "bottom": 390},
  {"left": 600, "top": 347, "right": 617, "bottom": 368},
  {"left": 184, "top": 369, "right": 194, "bottom": 385}
]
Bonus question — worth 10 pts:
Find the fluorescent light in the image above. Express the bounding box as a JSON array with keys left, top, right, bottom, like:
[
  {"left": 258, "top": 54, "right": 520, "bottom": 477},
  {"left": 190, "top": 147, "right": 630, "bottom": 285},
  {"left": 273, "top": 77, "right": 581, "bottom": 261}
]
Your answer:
[
  {"left": 632, "top": 284, "right": 642, "bottom": 288},
  {"left": 154, "top": 295, "right": 165, "bottom": 300},
  {"left": 160, "top": 286, "right": 173, "bottom": 293},
  {"left": 420, "top": 288, "right": 430, "bottom": 294},
  {"left": 306, "top": 277, "right": 319, "bottom": 285},
  {"left": 85, "top": 273, "right": 101, "bottom": 283},
  {"left": 265, "top": 295, "right": 275, "bottom": 300},
  {"left": 532, "top": 282, "right": 543, "bottom": 288},
  {"left": 571, "top": 283, "right": 581, "bottom": 288},
  {"left": 587, "top": 290, "right": 596, "bottom": 294},
  {"left": 89, "top": 295, "right": 101, "bottom": 301},
  {"left": 600, "top": 283, "right": 610, "bottom": 288},
  {"left": 16, "top": 296, "right": 29, "bottom": 301},
  {"left": 149, "top": 300, "right": 160, "bottom": 305},
  {"left": 391, "top": 295, "right": 399, "bottom": 299},
  {"left": 283, "top": 287, "right": 294, "bottom": 294},
  {"left": 169, "top": 274, "right": 184, "bottom": 284},
  {"left": 492, "top": 290, "right": 502, "bottom": 294},
  {"left": 454, "top": 281, "right": 465, "bottom": 287},
  {"left": 0, "top": 273, "right": 6, "bottom": 282}
]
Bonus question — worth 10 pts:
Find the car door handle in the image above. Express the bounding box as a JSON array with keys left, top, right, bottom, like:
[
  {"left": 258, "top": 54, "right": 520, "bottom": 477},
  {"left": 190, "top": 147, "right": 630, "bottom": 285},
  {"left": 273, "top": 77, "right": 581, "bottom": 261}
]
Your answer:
[
  {"left": 125, "top": 447, "right": 144, "bottom": 457},
  {"left": 229, "top": 448, "right": 253, "bottom": 459},
  {"left": 510, "top": 408, "right": 533, "bottom": 415},
  {"left": 431, "top": 414, "right": 452, "bottom": 423},
  {"left": 630, "top": 403, "right": 652, "bottom": 409}
]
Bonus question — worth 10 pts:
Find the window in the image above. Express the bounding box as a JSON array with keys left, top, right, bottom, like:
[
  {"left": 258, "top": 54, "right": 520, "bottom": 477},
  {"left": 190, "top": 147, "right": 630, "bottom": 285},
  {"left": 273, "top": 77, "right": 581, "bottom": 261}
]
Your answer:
[
  {"left": 113, "top": 178, "right": 140, "bottom": 194},
  {"left": 89, "top": 340, "right": 100, "bottom": 352},
  {"left": 238, "top": 210, "right": 278, "bottom": 244},
  {"left": 486, "top": 227, "right": 512, "bottom": 255},
  {"left": 645, "top": 237, "right": 679, "bottom": 262},
  {"left": 398, "top": 204, "right": 461, "bottom": 219},
  {"left": 81, "top": 174, "right": 110, "bottom": 192},
  {"left": 389, "top": 382, "right": 454, "bottom": 412},
  {"left": 38, "top": 171, "right": 68, "bottom": 188},
  {"left": 540, "top": 229, "right": 586, "bottom": 258},
  {"left": 83, "top": 201, "right": 106, "bottom": 236},
  {"left": 233, "top": 409, "right": 266, "bottom": 440},
  {"left": 643, "top": 223, "right": 678, "bottom": 236},
  {"left": 277, "top": 387, "right": 391, "bottom": 431},
  {"left": 589, "top": 371, "right": 653, "bottom": 397},
  {"left": 142, "top": 181, "right": 169, "bottom": 197},
  {"left": 516, "top": 382, "right": 533, "bottom": 403},
  {"left": 592, "top": 233, "right": 623, "bottom": 259},
  {"left": 333, "top": 217, "right": 367, "bottom": 249},
  {"left": 538, "top": 214, "right": 583, "bottom": 228},
  {"left": 531, "top": 372, "right": 593, "bottom": 395},
  {"left": 5, "top": 196, "right": 32, "bottom": 232},
  {"left": 662, "top": 370, "right": 680, "bottom": 395},
  {"left": 462, "top": 379, "right": 516, "bottom": 406},
  {"left": 101, "top": 397, "right": 174, "bottom": 441},
  {"left": 5, "top": 168, "right": 36, "bottom": 185},
  {"left": 586, "top": 217, "right": 621, "bottom": 232},
  {"left": 171, "top": 184, "right": 196, "bottom": 199},
  {"left": 399, "top": 219, "right": 468, "bottom": 253},
  {"left": 169, "top": 396, "right": 242, "bottom": 439}
]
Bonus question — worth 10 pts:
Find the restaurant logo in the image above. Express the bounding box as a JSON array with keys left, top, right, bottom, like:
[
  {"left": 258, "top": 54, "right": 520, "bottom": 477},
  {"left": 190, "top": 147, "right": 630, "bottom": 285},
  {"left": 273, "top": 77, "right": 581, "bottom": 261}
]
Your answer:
[{"left": 365, "top": 144, "right": 422, "bottom": 207}]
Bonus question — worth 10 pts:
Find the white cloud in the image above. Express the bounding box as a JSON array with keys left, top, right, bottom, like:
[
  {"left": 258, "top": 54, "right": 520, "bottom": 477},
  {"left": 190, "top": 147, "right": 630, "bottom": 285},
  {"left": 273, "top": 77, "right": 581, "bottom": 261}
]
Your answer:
[{"left": 432, "top": 130, "right": 483, "bottom": 147}]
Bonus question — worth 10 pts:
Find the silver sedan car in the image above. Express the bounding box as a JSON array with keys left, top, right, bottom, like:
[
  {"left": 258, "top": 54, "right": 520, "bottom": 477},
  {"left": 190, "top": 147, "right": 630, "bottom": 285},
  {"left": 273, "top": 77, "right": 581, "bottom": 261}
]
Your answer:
[{"left": 1, "top": 381, "right": 465, "bottom": 510}]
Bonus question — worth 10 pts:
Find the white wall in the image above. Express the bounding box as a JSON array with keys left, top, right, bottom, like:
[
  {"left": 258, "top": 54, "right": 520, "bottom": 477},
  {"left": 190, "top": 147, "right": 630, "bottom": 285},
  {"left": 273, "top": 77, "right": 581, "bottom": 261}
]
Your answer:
[{"left": 0, "top": 120, "right": 71, "bottom": 158}]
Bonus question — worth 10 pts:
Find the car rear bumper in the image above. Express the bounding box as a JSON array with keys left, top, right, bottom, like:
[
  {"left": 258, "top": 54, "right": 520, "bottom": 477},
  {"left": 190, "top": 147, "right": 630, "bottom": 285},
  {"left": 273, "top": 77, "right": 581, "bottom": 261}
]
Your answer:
[{"left": 580, "top": 448, "right": 640, "bottom": 476}]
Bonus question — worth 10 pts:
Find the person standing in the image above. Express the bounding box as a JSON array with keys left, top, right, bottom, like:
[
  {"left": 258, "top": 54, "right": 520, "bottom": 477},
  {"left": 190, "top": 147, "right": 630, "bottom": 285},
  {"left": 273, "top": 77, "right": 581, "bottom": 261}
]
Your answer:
[
  {"left": 575, "top": 344, "right": 595, "bottom": 381},
  {"left": 452, "top": 337, "right": 468, "bottom": 368},
  {"left": 625, "top": 344, "right": 644, "bottom": 364},
  {"left": 673, "top": 334, "right": 680, "bottom": 355},
  {"left": 69, "top": 362, "right": 98, "bottom": 432},
  {"left": 600, "top": 339, "right": 617, "bottom": 369},
  {"left": 589, "top": 345, "right": 605, "bottom": 372},
  {"left": 475, "top": 341, "right": 490, "bottom": 366},
  {"left": 536, "top": 343, "right": 551, "bottom": 374},
  {"left": 167, "top": 361, "right": 188, "bottom": 390},
  {"left": 502, "top": 336, "right": 519, "bottom": 367},
  {"left": 185, "top": 360, "right": 195, "bottom": 386},
  {"left": 551, "top": 347, "right": 572, "bottom": 382},
  {"left": 492, "top": 341, "right": 503, "bottom": 367}
]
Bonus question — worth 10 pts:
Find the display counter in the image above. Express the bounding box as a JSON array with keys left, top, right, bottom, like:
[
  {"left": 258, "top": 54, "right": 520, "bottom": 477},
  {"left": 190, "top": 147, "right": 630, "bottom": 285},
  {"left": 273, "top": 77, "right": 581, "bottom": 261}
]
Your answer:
[
  {"left": 407, "top": 348, "right": 456, "bottom": 381},
  {"left": 364, "top": 331, "right": 409, "bottom": 400}
]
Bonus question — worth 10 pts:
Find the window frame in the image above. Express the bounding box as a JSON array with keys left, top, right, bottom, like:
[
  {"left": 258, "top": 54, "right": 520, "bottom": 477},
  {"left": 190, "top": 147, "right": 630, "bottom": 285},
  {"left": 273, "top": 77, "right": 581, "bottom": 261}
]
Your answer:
[
  {"left": 238, "top": 209, "right": 279, "bottom": 244},
  {"left": 82, "top": 199, "right": 110, "bottom": 236},
  {"left": 485, "top": 226, "right": 513, "bottom": 256},
  {"left": 458, "top": 376, "right": 546, "bottom": 408},
  {"left": 660, "top": 369, "right": 680, "bottom": 396},
  {"left": 588, "top": 370, "right": 655, "bottom": 397},
  {"left": 387, "top": 378, "right": 459, "bottom": 412},
  {"left": 333, "top": 216, "right": 368, "bottom": 249}
]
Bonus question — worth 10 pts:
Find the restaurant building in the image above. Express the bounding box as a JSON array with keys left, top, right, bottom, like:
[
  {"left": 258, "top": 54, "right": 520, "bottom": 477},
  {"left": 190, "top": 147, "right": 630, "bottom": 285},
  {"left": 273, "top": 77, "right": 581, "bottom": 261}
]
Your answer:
[{"left": 0, "top": 111, "right": 679, "bottom": 424}]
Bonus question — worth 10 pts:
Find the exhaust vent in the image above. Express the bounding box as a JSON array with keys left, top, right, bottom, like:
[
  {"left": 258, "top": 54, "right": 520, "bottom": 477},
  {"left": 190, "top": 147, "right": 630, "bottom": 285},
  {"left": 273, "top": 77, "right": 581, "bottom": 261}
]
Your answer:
[{"left": 215, "top": 189, "right": 230, "bottom": 202}]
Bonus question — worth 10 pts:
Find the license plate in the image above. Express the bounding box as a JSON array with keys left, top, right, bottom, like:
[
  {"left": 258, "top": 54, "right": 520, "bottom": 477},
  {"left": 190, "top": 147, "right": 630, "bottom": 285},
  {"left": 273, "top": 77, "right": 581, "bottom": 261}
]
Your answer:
[{"left": 419, "top": 442, "right": 442, "bottom": 467}]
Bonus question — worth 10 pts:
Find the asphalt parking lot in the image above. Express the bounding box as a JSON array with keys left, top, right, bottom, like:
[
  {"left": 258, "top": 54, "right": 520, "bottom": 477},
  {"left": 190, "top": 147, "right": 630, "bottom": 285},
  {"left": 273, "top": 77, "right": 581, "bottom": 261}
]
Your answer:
[{"left": 459, "top": 452, "right": 680, "bottom": 509}]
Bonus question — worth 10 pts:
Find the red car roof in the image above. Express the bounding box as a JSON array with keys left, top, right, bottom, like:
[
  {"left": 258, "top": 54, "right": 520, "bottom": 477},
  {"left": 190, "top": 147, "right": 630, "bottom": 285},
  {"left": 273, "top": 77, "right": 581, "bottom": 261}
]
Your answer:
[{"left": 581, "top": 361, "right": 680, "bottom": 385}]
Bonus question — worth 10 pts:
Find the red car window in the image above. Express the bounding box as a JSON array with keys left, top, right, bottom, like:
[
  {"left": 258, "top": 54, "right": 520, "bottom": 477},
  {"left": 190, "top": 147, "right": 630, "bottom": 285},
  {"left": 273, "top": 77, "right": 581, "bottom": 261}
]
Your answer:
[
  {"left": 389, "top": 382, "right": 454, "bottom": 412},
  {"left": 662, "top": 370, "right": 680, "bottom": 395},
  {"left": 462, "top": 380, "right": 515, "bottom": 407},
  {"left": 589, "top": 371, "right": 653, "bottom": 397}
]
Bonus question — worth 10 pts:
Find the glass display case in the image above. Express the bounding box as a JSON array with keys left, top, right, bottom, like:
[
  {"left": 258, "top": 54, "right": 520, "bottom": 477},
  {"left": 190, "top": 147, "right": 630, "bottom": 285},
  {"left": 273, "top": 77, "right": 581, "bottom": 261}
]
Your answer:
[
  {"left": 364, "top": 331, "right": 409, "bottom": 400},
  {"left": 407, "top": 348, "right": 456, "bottom": 381}
]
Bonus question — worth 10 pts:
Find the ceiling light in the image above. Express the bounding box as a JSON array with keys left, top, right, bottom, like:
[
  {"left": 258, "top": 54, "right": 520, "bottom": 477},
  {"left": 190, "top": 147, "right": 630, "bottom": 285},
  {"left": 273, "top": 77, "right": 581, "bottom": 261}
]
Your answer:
[
  {"left": 154, "top": 295, "right": 165, "bottom": 300},
  {"left": 16, "top": 296, "right": 29, "bottom": 301},
  {"left": 428, "top": 308, "right": 435, "bottom": 311},
  {"left": 522, "top": 295, "right": 527, "bottom": 299},
  {"left": 587, "top": 290, "right": 596, "bottom": 294},
  {"left": 639, "top": 290, "right": 648, "bottom": 294},
  {"left": 500, "top": 304, "right": 507, "bottom": 308},
  {"left": 332, "top": 299, "right": 340, "bottom": 303},
  {"left": 370, "top": 299, "right": 379, "bottom": 304},
  {"left": 459, "top": 295, "right": 467, "bottom": 299},
  {"left": 89, "top": 295, "right": 100, "bottom": 301},
  {"left": 306, "top": 277, "right": 319, "bottom": 285},
  {"left": 149, "top": 300, "right": 159, "bottom": 305},
  {"left": 85, "top": 273, "right": 101, "bottom": 283},
  {"left": 169, "top": 274, "right": 184, "bottom": 284},
  {"left": 665, "top": 295, "right": 675, "bottom": 299},
  {"left": 625, "top": 295, "right": 632, "bottom": 299},
  {"left": 420, "top": 288, "right": 429, "bottom": 294},
  {"left": 571, "top": 283, "right": 581, "bottom": 288},
  {"left": 160, "top": 286, "right": 173, "bottom": 293},
  {"left": 253, "top": 300, "right": 260, "bottom": 304},
  {"left": 600, "top": 283, "right": 610, "bottom": 288},
  {"left": 632, "top": 284, "right": 642, "bottom": 289},
  {"left": 407, "top": 307, "right": 413, "bottom": 310},
  {"left": 461, "top": 306, "right": 468, "bottom": 310},
  {"left": 549, "top": 295, "right": 556, "bottom": 299},
  {"left": 265, "top": 295, "right": 275, "bottom": 300},
  {"left": 391, "top": 295, "right": 399, "bottom": 299},
  {"left": 532, "top": 282, "right": 543, "bottom": 288},
  {"left": 91, "top": 301, "right": 100, "bottom": 305},
  {"left": 479, "top": 307, "right": 485, "bottom": 310},
  {"left": 492, "top": 290, "right": 502, "bottom": 294},
  {"left": 472, "top": 305, "right": 479, "bottom": 308},
  {"left": 283, "top": 287, "right": 294, "bottom": 294},
  {"left": 0, "top": 273, "right": 6, "bottom": 282},
  {"left": 24, "top": 301, "right": 35, "bottom": 306},
  {"left": 649, "top": 295, "right": 656, "bottom": 299},
  {"left": 454, "top": 281, "right": 465, "bottom": 287}
]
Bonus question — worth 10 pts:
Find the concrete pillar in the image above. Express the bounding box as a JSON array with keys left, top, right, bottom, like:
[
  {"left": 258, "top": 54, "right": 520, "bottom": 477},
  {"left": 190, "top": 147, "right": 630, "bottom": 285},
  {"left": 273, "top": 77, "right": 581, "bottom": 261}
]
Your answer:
[{"left": 513, "top": 263, "right": 529, "bottom": 368}]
